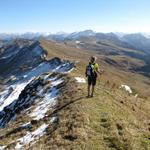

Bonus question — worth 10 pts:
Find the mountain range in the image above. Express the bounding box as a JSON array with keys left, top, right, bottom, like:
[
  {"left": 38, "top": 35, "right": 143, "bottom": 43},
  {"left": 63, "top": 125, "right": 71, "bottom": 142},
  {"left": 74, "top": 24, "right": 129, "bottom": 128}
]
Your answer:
[
  {"left": 1, "top": 30, "right": 150, "bottom": 54},
  {"left": 0, "top": 30, "right": 149, "bottom": 149}
]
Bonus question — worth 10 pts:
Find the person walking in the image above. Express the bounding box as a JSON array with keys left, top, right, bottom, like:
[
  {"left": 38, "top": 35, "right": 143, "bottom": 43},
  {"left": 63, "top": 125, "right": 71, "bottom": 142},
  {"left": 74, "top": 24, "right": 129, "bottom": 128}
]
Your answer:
[{"left": 85, "top": 56, "right": 103, "bottom": 97}]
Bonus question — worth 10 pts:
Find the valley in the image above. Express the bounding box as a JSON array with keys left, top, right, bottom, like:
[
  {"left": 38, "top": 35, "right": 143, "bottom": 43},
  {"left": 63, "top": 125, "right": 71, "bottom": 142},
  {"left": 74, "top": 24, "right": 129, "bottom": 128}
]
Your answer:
[{"left": 0, "top": 32, "right": 149, "bottom": 149}]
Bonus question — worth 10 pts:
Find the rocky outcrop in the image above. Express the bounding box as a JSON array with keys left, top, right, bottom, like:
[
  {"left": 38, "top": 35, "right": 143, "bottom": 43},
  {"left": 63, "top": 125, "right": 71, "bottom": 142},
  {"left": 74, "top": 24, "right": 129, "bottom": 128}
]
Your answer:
[
  {"left": 0, "top": 73, "right": 65, "bottom": 127},
  {"left": 0, "top": 40, "right": 47, "bottom": 77},
  {"left": 0, "top": 39, "right": 75, "bottom": 128}
]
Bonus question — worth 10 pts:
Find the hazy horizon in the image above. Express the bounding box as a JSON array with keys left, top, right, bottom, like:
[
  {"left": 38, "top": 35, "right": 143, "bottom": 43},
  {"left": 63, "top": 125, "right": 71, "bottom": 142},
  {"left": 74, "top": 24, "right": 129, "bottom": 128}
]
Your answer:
[{"left": 0, "top": 30, "right": 150, "bottom": 35}]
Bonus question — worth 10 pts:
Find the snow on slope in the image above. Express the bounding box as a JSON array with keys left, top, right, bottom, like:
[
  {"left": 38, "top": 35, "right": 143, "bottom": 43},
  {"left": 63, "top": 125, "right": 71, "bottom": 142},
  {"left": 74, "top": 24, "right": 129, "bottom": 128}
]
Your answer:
[
  {"left": 75, "top": 77, "right": 86, "bottom": 83},
  {"left": 0, "top": 58, "right": 74, "bottom": 113},
  {"left": 15, "top": 123, "right": 48, "bottom": 149},
  {"left": 22, "top": 62, "right": 55, "bottom": 79},
  {"left": 30, "top": 77, "right": 64, "bottom": 120},
  {"left": 76, "top": 41, "right": 81, "bottom": 44},
  {"left": 0, "top": 49, "right": 19, "bottom": 60},
  {"left": 0, "top": 79, "right": 33, "bottom": 111},
  {"left": 0, "top": 40, "right": 47, "bottom": 77},
  {"left": 13, "top": 75, "right": 64, "bottom": 148},
  {"left": 0, "top": 57, "right": 74, "bottom": 128},
  {"left": 120, "top": 84, "right": 132, "bottom": 94},
  {"left": 0, "top": 40, "right": 76, "bottom": 149},
  {"left": 0, "top": 146, "right": 6, "bottom": 150}
]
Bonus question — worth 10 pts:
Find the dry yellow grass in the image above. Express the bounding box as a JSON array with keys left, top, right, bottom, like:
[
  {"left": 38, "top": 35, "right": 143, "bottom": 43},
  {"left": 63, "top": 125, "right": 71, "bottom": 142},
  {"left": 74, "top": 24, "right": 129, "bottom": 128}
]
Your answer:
[
  {"left": 40, "top": 39, "right": 150, "bottom": 97},
  {"left": 39, "top": 39, "right": 150, "bottom": 149},
  {"left": 0, "top": 39, "right": 149, "bottom": 149}
]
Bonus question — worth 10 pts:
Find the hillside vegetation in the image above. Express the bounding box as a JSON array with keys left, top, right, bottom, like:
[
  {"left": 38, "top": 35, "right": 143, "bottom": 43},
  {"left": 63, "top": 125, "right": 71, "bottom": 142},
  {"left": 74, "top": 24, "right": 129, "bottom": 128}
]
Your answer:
[
  {"left": 40, "top": 39, "right": 150, "bottom": 149},
  {"left": 0, "top": 39, "right": 149, "bottom": 150}
]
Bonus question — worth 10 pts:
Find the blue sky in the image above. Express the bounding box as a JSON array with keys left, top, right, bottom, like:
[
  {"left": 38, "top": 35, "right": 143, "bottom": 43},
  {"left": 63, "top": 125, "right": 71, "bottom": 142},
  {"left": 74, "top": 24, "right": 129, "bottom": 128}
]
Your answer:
[{"left": 0, "top": 0, "right": 150, "bottom": 33}]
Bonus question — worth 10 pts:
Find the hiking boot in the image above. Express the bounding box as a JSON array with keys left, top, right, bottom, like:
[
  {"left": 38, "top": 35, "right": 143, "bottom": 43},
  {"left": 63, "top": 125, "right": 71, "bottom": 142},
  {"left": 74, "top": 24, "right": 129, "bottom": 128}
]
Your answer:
[
  {"left": 90, "top": 94, "right": 94, "bottom": 97},
  {"left": 86, "top": 95, "right": 90, "bottom": 98}
]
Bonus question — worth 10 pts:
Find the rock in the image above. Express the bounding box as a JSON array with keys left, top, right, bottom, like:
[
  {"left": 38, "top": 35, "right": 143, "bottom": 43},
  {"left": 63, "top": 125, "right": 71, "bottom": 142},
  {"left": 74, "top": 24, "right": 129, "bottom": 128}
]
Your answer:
[{"left": 31, "top": 120, "right": 38, "bottom": 125}]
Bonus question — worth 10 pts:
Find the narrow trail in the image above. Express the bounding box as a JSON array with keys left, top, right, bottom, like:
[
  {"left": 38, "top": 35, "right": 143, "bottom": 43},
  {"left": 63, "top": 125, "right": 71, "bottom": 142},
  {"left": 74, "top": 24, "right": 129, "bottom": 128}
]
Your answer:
[{"left": 48, "top": 96, "right": 86, "bottom": 118}]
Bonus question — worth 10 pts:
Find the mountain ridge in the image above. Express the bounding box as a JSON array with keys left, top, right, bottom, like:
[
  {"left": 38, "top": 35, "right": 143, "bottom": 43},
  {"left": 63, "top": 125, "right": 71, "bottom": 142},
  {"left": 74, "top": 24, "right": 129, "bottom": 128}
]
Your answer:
[{"left": 0, "top": 37, "right": 149, "bottom": 149}]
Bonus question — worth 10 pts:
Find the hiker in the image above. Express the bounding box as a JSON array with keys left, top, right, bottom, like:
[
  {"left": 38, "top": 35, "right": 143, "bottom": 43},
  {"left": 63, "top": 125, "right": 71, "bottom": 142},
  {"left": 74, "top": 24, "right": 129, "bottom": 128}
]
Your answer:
[{"left": 85, "top": 56, "right": 103, "bottom": 97}]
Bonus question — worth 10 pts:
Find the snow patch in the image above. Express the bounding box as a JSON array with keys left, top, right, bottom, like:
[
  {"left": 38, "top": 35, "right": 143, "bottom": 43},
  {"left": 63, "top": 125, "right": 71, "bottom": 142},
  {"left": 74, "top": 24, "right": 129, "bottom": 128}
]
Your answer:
[
  {"left": 50, "top": 116, "right": 57, "bottom": 123},
  {"left": 15, "top": 123, "right": 48, "bottom": 149},
  {"left": 21, "top": 122, "right": 31, "bottom": 128},
  {"left": 120, "top": 85, "right": 132, "bottom": 94},
  {"left": 75, "top": 77, "right": 86, "bottom": 83},
  {"left": 75, "top": 41, "right": 80, "bottom": 44},
  {"left": 23, "top": 62, "right": 53, "bottom": 79},
  {"left": 0, "top": 79, "right": 32, "bottom": 112},
  {"left": 30, "top": 78, "right": 63, "bottom": 120},
  {"left": 0, "top": 59, "right": 74, "bottom": 127},
  {"left": 134, "top": 94, "right": 138, "bottom": 98},
  {"left": 22, "top": 61, "right": 74, "bottom": 80},
  {"left": 30, "top": 88, "right": 57, "bottom": 120},
  {"left": 0, "top": 49, "right": 19, "bottom": 60},
  {"left": 51, "top": 79, "right": 63, "bottom": 86},
  {"left": 66, "top": 67, "right": 74, "bottom": 73},
  {"left": 0, "top": 146, "right": 6, "bottom": 150},
  {"left": 53, "top": 62, "right": 74, "bottom": 73},
  {"left": 23, "top": 75, "right": 28, "bottom": 78},
  {"left": 0, "top": 60, "right": 73, "bottom": 110}
]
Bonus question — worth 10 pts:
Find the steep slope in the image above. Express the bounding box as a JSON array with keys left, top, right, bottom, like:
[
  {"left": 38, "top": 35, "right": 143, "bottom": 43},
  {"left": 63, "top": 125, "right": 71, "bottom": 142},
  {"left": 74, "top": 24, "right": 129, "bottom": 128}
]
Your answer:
[
  {"left": 0, "top": 39, "right": 48, "bottom": 77},
  {"left": 0, "top": 72, "right": 76, "bottom": 149},
  {"left": 0, "top": 48, "right": 75, "bottom": 149},
  {"left": 41, "top": 39, "right": 150, "bottom": 95},
  {"left": 122, "top": 33, "right": 150, "bottom": 54},
  {"left": 0, "top": 39, "right": 149, "bottom": 150},
  {"left": 95, "top": 32, "right": 135, "bottom": 49},
  {"left": 62, "top": 34, "right": 150, "bottom": 77},
  {"left": 0, "top": 71, "right": 149, "bottom": 149},
  {"left": 40, "top": 30, "right": 150, "bottom": 77},
  {"left": 40, "top": 40, "right": 150, "bottom": 149}
]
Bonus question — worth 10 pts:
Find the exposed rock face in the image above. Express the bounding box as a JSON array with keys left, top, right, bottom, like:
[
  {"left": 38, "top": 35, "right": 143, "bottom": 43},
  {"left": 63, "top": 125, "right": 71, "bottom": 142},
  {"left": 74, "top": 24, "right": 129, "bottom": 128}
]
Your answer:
[
  {"left": 0, "top": 40, "right": 47, "bottom": 77},
  {"left": 0, "top": 58, "right": 74, "bottom": 127},
  {"left": 0, "top": 39, "right": 75, "bottom": 128},
  {"left": 0, "top": 73, "right": 65, "bottom": 127}
]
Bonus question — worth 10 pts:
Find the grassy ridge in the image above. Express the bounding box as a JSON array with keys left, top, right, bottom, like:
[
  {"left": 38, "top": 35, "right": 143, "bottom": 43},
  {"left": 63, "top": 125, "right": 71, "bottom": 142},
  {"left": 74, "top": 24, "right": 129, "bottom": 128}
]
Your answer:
[
  {"left": 39, "top": 39, "right": 150, "bottom": 149},
  {"left": 0, "top": 39, "right": 149, "bottom": 149}
]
